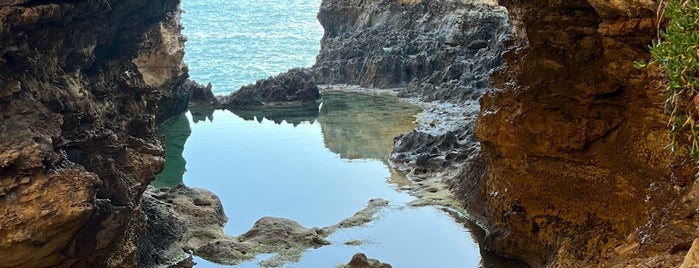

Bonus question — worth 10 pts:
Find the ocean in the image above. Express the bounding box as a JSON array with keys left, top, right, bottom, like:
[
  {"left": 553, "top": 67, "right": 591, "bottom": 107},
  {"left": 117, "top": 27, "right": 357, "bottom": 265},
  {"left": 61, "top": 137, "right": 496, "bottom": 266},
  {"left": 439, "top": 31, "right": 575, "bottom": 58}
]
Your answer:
[{"left": 181, "top": 0, "right": 324, "bottom": 95}]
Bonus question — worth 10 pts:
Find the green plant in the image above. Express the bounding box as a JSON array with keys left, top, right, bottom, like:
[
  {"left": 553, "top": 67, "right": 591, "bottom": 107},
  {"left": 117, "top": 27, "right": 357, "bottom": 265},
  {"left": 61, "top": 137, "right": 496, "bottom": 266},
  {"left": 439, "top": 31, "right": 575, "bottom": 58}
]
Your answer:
[{"left": 636, "top": 0, "right": 699, "bottom": 161}]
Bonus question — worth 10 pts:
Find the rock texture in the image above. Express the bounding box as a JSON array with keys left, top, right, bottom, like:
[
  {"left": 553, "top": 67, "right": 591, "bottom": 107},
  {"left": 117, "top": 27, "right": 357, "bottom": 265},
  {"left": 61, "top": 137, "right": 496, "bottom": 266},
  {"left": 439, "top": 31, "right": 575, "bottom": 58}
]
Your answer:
[
  {"left": 219, "top": 68, "right": 320, "bottom": 107},
  {"left": 0, "top": 0, "right": 184, "bottom": 267},
  {"left": 340, "top": 253, "right": 393, "bottom": 268},
  {"left": 453, "top": 0, "right": 698, "bottom": 266},
  {"left": 140, "top": 185, "right": 391, "bottom": 267},
  {"left": 132, "top": 11, "right": 190, "bottom": 124},
  {"left": 314, "top": 0, "right": 509, "bottom": 102},
  {"left": 184, "top": 79, "right": 217, "bottom": 106}
]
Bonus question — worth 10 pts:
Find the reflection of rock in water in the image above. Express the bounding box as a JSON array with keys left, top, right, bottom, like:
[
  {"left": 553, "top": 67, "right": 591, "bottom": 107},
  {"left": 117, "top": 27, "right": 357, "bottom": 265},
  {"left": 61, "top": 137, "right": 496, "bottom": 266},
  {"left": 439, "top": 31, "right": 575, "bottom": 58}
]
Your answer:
[
  {"left": 190, "top": 107, "right": 215, "bottom": 123},
  {"left": 318, "top": 91, "right": 421, "bottom": 161},
  {"left": 228, "top": 104, "right": 320, "bottom": 126},
  {"left": 153, "top": 114, "right": 191, "bottom": 188}
]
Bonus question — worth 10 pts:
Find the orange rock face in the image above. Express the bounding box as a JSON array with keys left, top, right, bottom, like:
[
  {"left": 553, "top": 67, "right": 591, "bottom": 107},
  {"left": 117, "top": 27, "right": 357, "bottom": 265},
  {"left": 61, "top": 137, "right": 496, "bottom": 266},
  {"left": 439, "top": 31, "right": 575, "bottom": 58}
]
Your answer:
[{"left": 458, "top": 0, "right": 695, "bottom": 266}]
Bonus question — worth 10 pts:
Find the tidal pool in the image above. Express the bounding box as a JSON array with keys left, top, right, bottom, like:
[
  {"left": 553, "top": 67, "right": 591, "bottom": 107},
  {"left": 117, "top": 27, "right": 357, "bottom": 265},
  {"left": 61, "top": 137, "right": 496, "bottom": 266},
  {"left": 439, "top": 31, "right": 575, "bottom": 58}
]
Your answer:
[{"left": 155, "top": 91, "right": 519, "bottom": 267}]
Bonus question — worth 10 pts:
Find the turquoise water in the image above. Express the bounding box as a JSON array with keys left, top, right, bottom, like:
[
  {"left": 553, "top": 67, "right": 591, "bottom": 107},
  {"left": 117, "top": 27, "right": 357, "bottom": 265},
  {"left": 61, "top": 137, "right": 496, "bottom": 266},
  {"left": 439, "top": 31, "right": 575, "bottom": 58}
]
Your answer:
[
  {"left": 163, "top": 0, "right": 528, "bottom": 267},
  {"left": 157, "top": 92, "right": 484, "bottom": 267},
  {"left": 181, "top": 0, "right": 323, "bottom": 94}
]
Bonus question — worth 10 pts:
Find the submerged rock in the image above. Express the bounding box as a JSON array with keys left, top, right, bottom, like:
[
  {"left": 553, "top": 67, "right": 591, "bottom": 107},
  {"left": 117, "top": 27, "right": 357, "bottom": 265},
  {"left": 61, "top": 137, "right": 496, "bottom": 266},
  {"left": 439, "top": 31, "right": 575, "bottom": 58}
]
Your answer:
[
  {"left": 219, "top": 68, "right": 320, "bottom": 107},
  {"left": 140, "top": 184, "right": 390, "bottom": 267},
  {"left": 341, "top": 253, "right": 393, "bottom": 268}
]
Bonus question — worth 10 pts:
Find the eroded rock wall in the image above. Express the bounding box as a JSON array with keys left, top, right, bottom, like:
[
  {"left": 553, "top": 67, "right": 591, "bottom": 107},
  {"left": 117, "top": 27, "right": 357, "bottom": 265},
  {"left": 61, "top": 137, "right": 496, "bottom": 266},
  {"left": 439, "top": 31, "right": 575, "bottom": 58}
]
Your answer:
[
  {"left": 0, "top": 0, "right": 184, "bottom": 266},
  {"left": 314, "top": 0, "right": 509, "bottom": 102},
  {"left": 455, "top": 0, "right": 688, "bottom": 266}
]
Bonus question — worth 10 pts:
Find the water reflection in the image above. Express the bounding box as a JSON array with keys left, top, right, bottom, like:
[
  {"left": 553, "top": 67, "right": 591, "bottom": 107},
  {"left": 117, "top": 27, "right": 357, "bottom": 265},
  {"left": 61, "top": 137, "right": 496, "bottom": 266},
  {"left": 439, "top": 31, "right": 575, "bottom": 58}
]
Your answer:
[
  {"left": 190, "top": 107, "right": 215, "bottom": 123},
  {"left": 153, "top": 114, "right": 191, "bottom": 188},
  {"left": 318, "top": 91, "right": 422, "bottom": 161},
  {"left": 151, "top": 92, "right": 525, "bottom": 267},
  {"left": 227, "top": 104, "right": 319, "bottom": 126}
]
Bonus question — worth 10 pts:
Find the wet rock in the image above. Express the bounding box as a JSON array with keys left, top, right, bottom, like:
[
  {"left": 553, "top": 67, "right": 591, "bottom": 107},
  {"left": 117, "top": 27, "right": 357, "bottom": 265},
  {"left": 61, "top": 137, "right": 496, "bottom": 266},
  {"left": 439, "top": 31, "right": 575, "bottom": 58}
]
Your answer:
[
  {"left": 240, "top": 217, "right": 330, "bottom": 247},
  {"left": 314, "top": 0, "right": 509, "bottom": 102},
  {"left": 331, "top": 198, "right": 389, "bottom": 230},
  {"left": 0, "top": 0, "right": 182, "bottom": 267},
  {"left": 393, "top": 130, "right": 473, "bottom": 173},
  {"left": 138, "top": 185, "right": 227, "bottom": 267},
  {"left": 341, "top": 253, "right": 393, "bottom": 268},
  {"left": 137, "top": 189, "right": 189, "bottom": 267},
  {"left": 219, "top": 68, "right": 320, "bottom": 107},
  {"left": 141, "top": 185, "right": 389, "bottom": 267}
]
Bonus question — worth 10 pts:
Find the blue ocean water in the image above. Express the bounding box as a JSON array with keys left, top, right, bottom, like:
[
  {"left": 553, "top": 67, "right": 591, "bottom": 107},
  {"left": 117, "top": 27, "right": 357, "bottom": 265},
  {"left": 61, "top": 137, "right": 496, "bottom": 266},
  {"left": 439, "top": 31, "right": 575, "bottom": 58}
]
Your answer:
[
  {"left": 181, "top": 0, "right": 324, "bottom": 95},
  {"left": 170, "top": 1, "right": 527, "bottom": 267}
]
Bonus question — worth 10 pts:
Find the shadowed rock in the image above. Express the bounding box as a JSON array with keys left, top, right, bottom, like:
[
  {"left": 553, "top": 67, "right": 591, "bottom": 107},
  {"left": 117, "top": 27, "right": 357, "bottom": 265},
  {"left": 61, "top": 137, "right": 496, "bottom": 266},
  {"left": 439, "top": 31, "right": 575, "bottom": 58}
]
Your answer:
[{"left": 0, "top": 1, "right": 184, "bottom": 267}]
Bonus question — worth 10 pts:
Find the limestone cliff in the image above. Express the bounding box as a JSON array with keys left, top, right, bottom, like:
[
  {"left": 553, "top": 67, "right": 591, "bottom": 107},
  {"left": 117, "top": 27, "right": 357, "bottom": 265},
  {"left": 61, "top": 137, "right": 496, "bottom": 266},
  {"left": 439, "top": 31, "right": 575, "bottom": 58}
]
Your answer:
[
  {"left": 456, "top": 0, "right": 699, "bottom": 266},
  {"left": 0, "top": 0, "right": 186, "bottom": 266}
]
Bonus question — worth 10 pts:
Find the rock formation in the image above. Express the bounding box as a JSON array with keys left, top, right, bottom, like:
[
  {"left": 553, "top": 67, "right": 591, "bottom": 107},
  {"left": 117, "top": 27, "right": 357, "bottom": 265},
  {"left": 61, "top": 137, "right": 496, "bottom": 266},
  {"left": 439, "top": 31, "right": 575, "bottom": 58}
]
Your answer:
[
  {"left": 314, "top": 0, "right": 509, "bottom": 102},
  {"left": 184, "top": 79, "right": 217, "bottom": 106},
  {"left": 340, "top": 253, "right": 393, "bottom": 268},
  {"left": 0, "top": 0, "right": 186, "bottom": 266},
  {"left": 132, "top": 11, "right": 190, "bottom": 124},
  {"left": 313, "top": 0, "right": 699, "bottom": 266},
  {"left": 219, "top": 68, "right": 320, "bottom": 107},
  {"left": 454, "top": 0, "right": 699, "bottom": 266},
  {"left": 140, "top": 184, "right": 391, "bottom": 267}
]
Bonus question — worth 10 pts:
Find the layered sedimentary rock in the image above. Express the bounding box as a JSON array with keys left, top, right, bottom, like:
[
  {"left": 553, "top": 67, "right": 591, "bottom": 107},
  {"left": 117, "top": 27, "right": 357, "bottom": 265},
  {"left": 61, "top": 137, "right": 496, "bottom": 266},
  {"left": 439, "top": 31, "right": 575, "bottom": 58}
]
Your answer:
[
  {"left": 0, "top": 0, "right": 185, "bottom": 266},
  {"left": 314, "top": 0, "right": 508, "bottom": 102},
  {"left": 454, "top": 0, "right": 697, "bottom": 266}
]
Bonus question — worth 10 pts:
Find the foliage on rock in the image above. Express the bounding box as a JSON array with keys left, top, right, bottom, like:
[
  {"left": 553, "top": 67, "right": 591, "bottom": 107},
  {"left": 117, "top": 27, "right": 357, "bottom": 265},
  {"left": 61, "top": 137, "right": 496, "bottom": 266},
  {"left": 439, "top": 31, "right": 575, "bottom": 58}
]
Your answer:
[{"left": 638, "top": 0, "right": 699, "bottom": 162}]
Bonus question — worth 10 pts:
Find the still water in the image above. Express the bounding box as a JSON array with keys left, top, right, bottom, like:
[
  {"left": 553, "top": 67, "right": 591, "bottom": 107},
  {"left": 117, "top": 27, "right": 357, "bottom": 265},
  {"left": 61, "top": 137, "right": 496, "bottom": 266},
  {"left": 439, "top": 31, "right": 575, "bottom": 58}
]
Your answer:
[
  {"left": 170, "top": 0, "right": 527, "bottom": 266},
  {"left": 155, "top": 91, "right": 492, "bottom": 267}
]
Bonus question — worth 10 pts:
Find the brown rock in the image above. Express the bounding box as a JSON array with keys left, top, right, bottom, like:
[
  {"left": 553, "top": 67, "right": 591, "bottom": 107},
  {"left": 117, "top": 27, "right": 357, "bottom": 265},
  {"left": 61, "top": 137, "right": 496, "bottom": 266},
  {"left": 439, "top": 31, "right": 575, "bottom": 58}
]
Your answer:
[
  {"left": 455, "top": 0, "right": 690, "bottom": 266},
  {"left": 342, "top": 253, "right": 393, "bottom": 268},
  {"left": 0, "top": 0, "right": 185, "bottom": 267}
]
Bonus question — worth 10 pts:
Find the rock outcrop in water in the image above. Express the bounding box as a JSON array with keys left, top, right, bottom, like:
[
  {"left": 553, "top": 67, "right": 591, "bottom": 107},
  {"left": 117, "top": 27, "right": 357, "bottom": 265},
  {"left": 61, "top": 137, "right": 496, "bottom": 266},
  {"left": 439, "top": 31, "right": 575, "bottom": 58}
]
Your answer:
[
  {"left": 0, "top": 1, "right": 186, "bottom": 266},
  {"left": 340, "top": 253, "right": 393, "bottom": 268},
  {"left": 219, "top": 68, "right": 320, "bottom": 107},
  {"left": 140, "top": 184, "right": 391, "bottom": 267}
]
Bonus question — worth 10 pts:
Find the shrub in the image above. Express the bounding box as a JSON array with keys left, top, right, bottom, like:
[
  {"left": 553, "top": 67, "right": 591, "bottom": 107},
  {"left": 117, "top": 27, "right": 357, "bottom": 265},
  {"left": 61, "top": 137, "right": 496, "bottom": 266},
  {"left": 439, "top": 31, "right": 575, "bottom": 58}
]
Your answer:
[{"left": 637, "top": 0, "right": 699, "bottom": 163}]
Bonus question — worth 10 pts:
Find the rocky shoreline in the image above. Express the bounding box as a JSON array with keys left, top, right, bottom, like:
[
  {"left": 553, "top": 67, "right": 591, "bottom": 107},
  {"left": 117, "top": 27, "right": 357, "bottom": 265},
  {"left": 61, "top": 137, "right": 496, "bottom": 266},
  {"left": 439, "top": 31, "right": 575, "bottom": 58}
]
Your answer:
[
  {"left": 3, "top": 0, "right": 699, "bottom": 267},
  {"left": 140, "top": 184, "right": 397, "bottom": 267}
]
